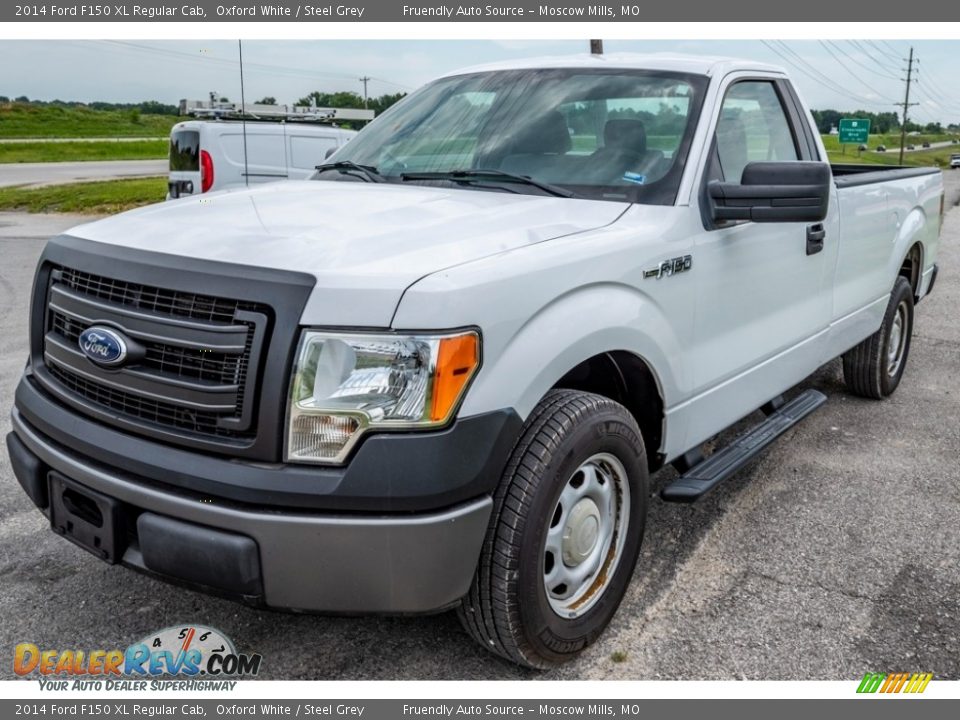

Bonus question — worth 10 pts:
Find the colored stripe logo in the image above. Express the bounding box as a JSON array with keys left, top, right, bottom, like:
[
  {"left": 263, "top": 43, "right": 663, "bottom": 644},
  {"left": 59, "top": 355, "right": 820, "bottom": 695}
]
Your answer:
[{"left": 857, "top": 672, "right": 933, "bottom": 694}]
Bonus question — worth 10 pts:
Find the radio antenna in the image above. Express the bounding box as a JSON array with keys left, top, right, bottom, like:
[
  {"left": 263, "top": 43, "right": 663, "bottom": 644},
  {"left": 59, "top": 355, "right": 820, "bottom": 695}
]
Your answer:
[{"left": 238, "top": 39, "right": 250, "bottom": 188}]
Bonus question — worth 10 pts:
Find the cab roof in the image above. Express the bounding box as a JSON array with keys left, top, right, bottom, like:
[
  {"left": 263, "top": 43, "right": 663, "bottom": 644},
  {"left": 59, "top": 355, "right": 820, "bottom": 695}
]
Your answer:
[{"left": 441, "top": 52, "right": 788, "bottom": 79}]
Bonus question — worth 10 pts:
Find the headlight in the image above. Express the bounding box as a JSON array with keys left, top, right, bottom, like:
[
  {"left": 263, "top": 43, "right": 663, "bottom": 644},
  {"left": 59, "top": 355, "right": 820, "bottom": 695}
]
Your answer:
[{"left": 286, "top": 330, "right": 480, "bottom": 464}]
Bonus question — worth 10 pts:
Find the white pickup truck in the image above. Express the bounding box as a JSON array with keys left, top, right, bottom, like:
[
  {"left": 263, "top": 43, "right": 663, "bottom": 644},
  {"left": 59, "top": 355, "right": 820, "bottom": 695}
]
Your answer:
[{"left": 7, "top": 54, "right": 944, "bottom": 669}]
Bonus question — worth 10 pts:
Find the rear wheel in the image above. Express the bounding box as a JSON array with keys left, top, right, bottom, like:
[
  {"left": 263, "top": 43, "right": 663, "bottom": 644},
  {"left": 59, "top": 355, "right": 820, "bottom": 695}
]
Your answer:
[
  {"left": 458, "top": 389, "right": 648, "bottom": 668},
  {"left": 842, "top": 276, "right": 914, "bottom": 399}
]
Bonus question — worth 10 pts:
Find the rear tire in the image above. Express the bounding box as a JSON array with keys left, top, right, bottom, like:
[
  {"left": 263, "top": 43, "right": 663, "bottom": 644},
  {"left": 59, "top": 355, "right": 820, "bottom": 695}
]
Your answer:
[
  {"left": 842, "top": 276, "right": 914, "bottom": 399},
  {"left": 458, "top": 389, "right": 648, "bottom": 669}
]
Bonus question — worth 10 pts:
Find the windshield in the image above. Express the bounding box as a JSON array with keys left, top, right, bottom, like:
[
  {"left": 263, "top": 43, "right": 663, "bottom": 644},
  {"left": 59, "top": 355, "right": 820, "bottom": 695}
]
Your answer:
[{"left": 318, "top": 68, "right": 709, "bottom": 204}]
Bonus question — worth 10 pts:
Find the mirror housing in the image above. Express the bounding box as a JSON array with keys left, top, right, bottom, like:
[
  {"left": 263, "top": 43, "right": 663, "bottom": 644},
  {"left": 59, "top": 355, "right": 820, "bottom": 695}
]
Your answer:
[{"left": 708, "top": 161, "right": 831, "bottom": 224}]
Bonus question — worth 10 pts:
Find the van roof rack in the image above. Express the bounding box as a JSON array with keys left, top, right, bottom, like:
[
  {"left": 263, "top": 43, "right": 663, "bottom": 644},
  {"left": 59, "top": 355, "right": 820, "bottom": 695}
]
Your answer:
[{"left": 179, "top": 98, "right": 375, "bottom": 123}]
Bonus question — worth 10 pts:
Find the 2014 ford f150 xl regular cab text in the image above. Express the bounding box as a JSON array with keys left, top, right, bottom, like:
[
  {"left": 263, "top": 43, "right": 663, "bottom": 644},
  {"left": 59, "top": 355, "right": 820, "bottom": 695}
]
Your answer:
[{"left": 6, "top": 54, "right": 944, "bottom": 669}]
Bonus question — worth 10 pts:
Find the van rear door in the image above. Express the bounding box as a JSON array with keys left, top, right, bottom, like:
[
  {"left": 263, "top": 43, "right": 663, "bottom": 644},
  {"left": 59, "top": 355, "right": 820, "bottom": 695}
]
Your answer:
[{"left": 168, "top": 128, "right": 202, "bottom": 198}]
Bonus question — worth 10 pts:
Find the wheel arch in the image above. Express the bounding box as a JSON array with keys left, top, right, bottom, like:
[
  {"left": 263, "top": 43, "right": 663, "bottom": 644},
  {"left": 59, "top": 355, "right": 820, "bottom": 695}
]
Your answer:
[
  {"left": 552, "top": 351, "right": 666, "bottom": 471},
  {"left": 898, "top": 240, "right": 924, "bottom": 302}
]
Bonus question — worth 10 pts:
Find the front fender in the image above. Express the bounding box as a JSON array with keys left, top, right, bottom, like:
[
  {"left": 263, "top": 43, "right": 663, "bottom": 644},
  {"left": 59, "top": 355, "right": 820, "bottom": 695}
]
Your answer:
[{"left": 456, "top": 282, "right": 685, "bottom": 423}]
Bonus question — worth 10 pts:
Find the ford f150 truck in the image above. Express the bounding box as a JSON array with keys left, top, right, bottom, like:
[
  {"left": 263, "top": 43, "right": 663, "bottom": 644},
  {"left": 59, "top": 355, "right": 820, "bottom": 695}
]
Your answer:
[{"left": 6, "top": 54, "right": 944, "bottom": 669}]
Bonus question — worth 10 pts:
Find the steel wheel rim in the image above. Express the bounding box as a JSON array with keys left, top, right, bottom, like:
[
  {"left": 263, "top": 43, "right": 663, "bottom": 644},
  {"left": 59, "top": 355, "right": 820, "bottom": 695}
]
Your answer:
[
  {"left": 887, "top": 300, "right": 909, "bottom": 377},
  {"left": 543, "top": 452, "right": 631, "bottom": 619}
]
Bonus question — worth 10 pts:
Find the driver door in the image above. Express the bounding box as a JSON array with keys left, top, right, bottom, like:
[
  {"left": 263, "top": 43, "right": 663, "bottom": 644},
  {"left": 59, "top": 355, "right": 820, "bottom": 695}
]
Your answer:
[{"left": 685, "top": 77, "right": 838, "bottom": 448}]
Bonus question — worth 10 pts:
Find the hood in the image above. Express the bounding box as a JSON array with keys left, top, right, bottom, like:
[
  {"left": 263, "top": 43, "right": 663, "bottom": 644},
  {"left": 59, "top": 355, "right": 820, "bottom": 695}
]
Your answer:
[{"left": 67, "top": 181, "right": 626, "bottom": 327}]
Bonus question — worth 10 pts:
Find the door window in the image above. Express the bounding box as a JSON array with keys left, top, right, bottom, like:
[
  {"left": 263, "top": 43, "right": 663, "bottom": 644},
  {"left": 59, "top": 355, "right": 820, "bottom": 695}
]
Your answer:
[{"left": 712, "top": 81, "right": 799, "bottom": 183}]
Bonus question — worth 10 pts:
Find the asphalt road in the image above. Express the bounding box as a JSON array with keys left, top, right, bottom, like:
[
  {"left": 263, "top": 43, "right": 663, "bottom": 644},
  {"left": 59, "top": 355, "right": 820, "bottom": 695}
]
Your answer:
[
  {"left": 0, "top": 172, "right": 958, "bottom": 681},
  {"left": 0, "top": 159, "right": 166, "bottom": 188},
  {"left": 899, "top": 140, "right": 957, "bottom": 153}
]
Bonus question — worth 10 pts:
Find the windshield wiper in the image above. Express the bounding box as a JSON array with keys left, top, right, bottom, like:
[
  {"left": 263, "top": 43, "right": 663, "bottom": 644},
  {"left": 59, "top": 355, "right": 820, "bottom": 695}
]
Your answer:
[
  {"left": 400, "top": 169, "right": 575, "bottom": 198},
  {"left": 315, "top": 161, "right": 385, "bottom": 183}
]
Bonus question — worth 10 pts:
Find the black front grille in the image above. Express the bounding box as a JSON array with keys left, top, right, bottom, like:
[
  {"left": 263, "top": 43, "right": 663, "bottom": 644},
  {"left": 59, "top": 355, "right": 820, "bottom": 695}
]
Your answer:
[
  {"left": 48, "top": 364, "right": 236, "bottom": 438},
  {"left": 41, "top": 265, "right": 271, "bottom": 443},
  {"left": 51, "top": 310, "right": 250, "bottom": 387},
  {"left": 58, "top": 267, "right": 263, "bottom": 324}
]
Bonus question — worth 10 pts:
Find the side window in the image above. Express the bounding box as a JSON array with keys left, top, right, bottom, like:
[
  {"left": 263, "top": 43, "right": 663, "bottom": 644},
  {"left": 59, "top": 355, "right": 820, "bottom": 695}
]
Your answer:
[
  {"left": 712, "top": 81, "right": 799, "bottom": 183},
  {"left": 290, "top": 136, "right": 340, "bottom": 170}
]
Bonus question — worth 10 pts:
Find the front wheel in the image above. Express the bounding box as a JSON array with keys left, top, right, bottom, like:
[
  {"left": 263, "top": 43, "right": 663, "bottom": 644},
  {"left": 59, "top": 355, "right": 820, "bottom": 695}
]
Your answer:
[
  {"left": 458, "top": 389, "right": 648, "bottom": 668},
  {"left": 842, "top": 276, "right": 914, "bottom": 399}
]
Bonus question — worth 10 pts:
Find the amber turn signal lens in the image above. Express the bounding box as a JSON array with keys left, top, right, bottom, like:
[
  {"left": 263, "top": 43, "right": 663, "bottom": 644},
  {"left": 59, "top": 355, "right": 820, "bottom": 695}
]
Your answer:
[{"left": 430, "top": 333, "right": 479, "bottom": 422}]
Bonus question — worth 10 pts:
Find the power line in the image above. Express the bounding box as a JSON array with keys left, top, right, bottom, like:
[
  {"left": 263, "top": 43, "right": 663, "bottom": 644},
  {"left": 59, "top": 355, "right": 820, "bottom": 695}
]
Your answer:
[
  {"left": 765, "top": 40, "right": 889, "bottom": 108},
  {"left": 818, "top": 40, "right": 898, "bottom": 101},
  {"left": 876, "top": 40, "right": 906, "bottom": 62},
  {"left": 913, "top": 63, "right": 960, "bottom": 110},
  {"left": 848, "top": 40, "right": 900, "bottom": 73},
  {"left": 93, "top": 40, "right": 413, "bottom": 91},
  {"left": 837, "top": 41, "right": 900, "bottom": 79},
  {"left": 776, "top": 41, "right": 886, "bottom": 105},
  {"left": 759, "top": 41, "right": 856, "bottom": 104},
  {"left": 913, "top": 82, "right": 960, "bottom": 116}
]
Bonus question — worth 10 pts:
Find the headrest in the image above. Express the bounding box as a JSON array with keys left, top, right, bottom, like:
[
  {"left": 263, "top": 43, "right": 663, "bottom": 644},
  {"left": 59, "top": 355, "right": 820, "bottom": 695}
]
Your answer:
[
  {"left": 603, "top": 119, "right": 647, "bottom": 154},
  {"left": 511, "top": 111, "right": 572, "bottom": 154}
]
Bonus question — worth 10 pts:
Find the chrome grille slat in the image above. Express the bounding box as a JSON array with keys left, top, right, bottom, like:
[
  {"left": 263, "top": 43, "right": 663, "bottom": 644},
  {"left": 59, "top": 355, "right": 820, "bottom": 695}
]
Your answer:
[
  {"left": 49, "top": 284, "right": 249, "bottom": 352},
  {"left": 44, "top": 334, "right": 239, "bottom": 411}
]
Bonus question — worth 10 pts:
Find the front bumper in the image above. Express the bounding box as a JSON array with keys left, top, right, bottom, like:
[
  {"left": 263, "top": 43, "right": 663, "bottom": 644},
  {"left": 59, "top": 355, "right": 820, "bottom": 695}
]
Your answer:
[{"left": 8, "top": 410, "right": 492, "bottom": 613}]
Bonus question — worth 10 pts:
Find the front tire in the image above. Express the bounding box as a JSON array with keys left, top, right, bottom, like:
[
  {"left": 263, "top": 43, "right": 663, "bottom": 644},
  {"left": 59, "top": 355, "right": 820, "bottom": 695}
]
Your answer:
[
  {"left": 458, "top": 390, "right": 648, "bottom": 668},
  {"left": 842, "top": 276, "right": 914, "bottom": 399}
]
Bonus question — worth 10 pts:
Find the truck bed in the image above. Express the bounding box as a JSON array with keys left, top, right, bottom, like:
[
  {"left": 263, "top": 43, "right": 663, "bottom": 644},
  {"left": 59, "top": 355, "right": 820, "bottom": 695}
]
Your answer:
[{"left": 831, "top": 164, "right": 941, "bottom": 188}]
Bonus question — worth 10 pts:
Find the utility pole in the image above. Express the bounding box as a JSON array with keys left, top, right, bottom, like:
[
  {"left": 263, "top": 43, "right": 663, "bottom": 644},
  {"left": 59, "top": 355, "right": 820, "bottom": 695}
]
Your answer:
[
  {"left": 359, "top": 76, "right": 371, "bottom": 108},
  {"left": 590, "top": 39, "right": 604, "bottom": 55},
  {"left": 897, "top": 46, "right": 919, "bottom": 165}
]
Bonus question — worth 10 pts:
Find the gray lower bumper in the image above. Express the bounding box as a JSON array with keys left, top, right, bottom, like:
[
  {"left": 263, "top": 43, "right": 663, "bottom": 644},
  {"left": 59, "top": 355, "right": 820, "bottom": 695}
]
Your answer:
[{"left": 11, "top": 408, "right": 491, "bottom": 614}]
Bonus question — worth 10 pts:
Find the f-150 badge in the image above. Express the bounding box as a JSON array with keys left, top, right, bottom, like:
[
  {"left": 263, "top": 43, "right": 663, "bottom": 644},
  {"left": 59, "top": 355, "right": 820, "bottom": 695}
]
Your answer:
[{"left": 644, "top": 255, "right": 692, "bottom": 279}]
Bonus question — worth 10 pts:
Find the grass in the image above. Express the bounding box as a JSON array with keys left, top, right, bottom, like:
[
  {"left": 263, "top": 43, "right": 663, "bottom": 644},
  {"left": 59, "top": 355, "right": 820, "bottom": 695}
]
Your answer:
[
  {"left": 820, "top": 132, "right": 956, "bottom": 154},
  {"left": 610, "top": 650, "right": 628, "bottom": 663},
  {"left": 0, "top": 102, "right": 177, "bottom": 139},
  {"left": 825, "top": 145, "right": 960, "bottom": 169},
  {"left": 0, "top": 177, "right": 167, "bottom": 214},
  {"left": 821, "top": 133, "right": 960, "bottom": 168},
  {"left": 0, "top": 140, "right": 168, "bottom": 164}
]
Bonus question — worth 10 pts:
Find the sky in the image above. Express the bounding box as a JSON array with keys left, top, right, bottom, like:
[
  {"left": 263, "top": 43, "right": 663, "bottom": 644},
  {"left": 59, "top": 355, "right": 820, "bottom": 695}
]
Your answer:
[{"left": 1, "top": 39, "right": 959, "bottom": 124}]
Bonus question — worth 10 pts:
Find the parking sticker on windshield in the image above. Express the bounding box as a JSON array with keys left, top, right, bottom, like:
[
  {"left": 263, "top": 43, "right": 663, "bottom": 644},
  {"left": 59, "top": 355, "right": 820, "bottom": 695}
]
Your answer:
[{"left": 623, "top": 172, "right": 646, "bottom": 185}]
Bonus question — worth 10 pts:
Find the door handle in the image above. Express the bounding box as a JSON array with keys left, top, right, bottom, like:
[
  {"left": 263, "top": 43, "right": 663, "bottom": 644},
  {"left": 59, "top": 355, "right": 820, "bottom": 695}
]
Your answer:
[{"left": 806, "top": 223, "right": 825, "bottom": 256}]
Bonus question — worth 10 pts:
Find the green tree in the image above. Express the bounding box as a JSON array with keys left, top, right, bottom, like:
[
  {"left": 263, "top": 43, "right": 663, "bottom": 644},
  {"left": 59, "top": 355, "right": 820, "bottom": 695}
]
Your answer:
[{"left": 296, "top": 90, "right": 366, "bottom": 109}]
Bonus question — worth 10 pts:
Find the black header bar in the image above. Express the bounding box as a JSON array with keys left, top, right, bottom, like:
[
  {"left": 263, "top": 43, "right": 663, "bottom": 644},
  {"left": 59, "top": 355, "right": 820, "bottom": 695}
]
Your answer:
[{"left": 5, "top": 1, "right": 960, "bottom": 22}]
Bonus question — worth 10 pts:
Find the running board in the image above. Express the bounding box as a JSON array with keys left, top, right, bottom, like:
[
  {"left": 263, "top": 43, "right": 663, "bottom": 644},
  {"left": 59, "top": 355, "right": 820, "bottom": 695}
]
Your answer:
[{"left": 661, "top": 389, "right": 827, "bottom": 503}]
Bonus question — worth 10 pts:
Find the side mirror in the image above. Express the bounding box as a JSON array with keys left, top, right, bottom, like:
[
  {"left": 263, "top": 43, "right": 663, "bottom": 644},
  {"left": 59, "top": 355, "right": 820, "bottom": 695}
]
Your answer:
[{"left": 708, "top": 161, "right": 830, "bottom": 224}]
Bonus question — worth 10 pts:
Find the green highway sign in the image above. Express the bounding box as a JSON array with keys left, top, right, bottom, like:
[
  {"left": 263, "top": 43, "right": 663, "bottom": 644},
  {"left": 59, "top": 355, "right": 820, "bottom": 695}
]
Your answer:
[{"left": 839, "top": 118, "right": 871, "bottom": 144}]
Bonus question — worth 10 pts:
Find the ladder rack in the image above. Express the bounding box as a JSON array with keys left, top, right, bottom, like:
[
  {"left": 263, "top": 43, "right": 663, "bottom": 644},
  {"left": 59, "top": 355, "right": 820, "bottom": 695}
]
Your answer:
[{"left": 179, "top": 98, "right": 375, "bottom": 123}]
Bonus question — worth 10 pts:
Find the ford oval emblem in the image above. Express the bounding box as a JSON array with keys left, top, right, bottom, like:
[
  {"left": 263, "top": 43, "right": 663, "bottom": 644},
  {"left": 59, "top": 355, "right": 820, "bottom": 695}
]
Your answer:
[{"left": 78, "top": 326, "right": 128, "bottom": 367}]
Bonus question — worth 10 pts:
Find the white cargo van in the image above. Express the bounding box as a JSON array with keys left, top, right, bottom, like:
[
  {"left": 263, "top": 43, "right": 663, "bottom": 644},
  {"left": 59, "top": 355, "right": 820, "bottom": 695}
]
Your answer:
[{"left": 167, "top": 120, "right": 357, "bottom": 198}]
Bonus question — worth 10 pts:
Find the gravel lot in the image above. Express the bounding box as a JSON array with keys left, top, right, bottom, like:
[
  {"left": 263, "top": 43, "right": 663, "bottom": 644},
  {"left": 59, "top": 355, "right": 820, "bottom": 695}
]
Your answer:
[{"left": 1, "top": 172, "right": 958, "bottom": 681}]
